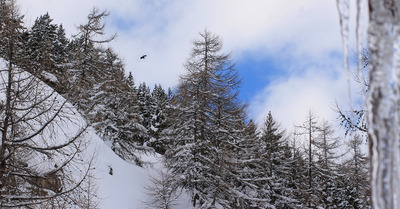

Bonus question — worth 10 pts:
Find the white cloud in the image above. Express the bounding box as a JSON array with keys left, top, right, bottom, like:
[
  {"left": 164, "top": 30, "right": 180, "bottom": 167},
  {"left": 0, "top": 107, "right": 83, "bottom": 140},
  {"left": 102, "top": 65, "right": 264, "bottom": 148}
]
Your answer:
[
  {"left": 17, "top": 0, "right": 355, "bottom": 132},
  {"left": 18, "top": 0, "right": 342, "bottom": 86},
  {"left": 249, "top": 62, "right": 361, "bottom": 133}
]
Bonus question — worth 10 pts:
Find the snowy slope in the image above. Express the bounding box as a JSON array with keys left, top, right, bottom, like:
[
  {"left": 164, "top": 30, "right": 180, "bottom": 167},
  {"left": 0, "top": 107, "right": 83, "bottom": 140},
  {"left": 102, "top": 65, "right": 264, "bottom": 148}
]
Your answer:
[
  {"left": 0, "top": 58, "right": 193, "bottom": 209},
  {"left": 84, "top": 128, "right": 149, "bottom": 209},
  {"left": 47, "top": 90, "right": 194, "bottom": 208},
  {"left": 76, "top": 127, "right": 195, "bottom": 209}
]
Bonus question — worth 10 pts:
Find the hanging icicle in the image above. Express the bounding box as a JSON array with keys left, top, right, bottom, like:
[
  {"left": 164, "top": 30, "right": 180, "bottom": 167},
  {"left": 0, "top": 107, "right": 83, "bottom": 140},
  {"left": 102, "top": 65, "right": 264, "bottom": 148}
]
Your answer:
[
  {"left": 337, "top": 0, "right": 400, "bottom": 208},
  {"left": 368, "top": 0, "right": 400, "bottom": 208}
]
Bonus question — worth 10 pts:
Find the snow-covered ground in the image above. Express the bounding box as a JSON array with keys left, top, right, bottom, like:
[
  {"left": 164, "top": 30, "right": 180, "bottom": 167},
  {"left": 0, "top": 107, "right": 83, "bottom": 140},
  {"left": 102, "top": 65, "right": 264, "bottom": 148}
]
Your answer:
[
  {"left": 52, "top": 96, "right": 195, "bottom": 208},
  {"left": 0, "top": 58, "right": 193, "bottom": 208},
  {"left": 86, "top": 130, "right": 194, "bottom": 209}
]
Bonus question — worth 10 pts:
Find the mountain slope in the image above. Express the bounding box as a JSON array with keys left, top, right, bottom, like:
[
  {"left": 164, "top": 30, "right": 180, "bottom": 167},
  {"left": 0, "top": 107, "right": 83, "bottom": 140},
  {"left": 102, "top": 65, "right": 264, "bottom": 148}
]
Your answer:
[{"left": 79, "top": 127, "right": 194, "bottom": 209}]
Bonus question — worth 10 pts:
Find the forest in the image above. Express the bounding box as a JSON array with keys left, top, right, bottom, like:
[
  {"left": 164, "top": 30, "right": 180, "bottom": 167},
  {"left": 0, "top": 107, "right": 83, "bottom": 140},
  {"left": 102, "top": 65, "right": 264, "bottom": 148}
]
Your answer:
[{"left": 1, "top": 0, "right": 393, "bottom": 208}]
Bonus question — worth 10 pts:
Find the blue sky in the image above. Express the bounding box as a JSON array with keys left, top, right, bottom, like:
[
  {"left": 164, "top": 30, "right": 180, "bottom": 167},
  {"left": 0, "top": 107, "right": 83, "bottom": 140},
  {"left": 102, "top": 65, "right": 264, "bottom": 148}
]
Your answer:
[{"left": 18, "top": 0, "right": 361, "bottom": 131}]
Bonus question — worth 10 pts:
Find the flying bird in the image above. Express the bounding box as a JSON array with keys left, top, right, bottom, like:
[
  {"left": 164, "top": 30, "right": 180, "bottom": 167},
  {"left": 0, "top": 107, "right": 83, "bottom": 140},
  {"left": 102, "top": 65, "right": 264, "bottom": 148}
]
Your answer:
[{"left": 140, "top": 55, "right": 147, "bottom": 59}]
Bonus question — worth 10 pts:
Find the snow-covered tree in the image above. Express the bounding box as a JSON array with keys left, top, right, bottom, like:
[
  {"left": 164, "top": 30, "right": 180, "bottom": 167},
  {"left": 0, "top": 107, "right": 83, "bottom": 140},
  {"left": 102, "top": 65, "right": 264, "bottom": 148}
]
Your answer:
[
  {"left": 151, "top": 84, "right": 168, "bottom": 136},
  {"left": 25, "top": 13, "right": 72, "bottom": 93},
  {"left": 296, "top": 111, "right": 344, "bottom": 208},
  {"left": 27, "top": 13, "right": 58, "bottom": 74},
  {"left": 296, "top": 111, "right": 319, "bottom": 195},
  {"left": 85, "top": 48, "right": 148, "bottom": 165},
  {"left": 314, "top": 120, "right": 342, "bottom": 171},
  {"left": 0, "top": 1, "right": 96, "bottom": 207},
  {"left": 137, "top": 82, "right": 152, "bottom": 131},
  {"left": 312, "top": 120, "right": 345, "bottom": 208},
  {"left": 67, "top": 8, "right": 116, "bottom": 111},
  {"left": 257, "top": 112, "right": 301, "bottom": 208},
  {"left": 340, "top": 134, "right": 370, "bottom": 208},
  {"left": 144, "top": 169, "right": 182, "bottom": 209},
  {"left": 54, "top": 24, "right": 69, "bottom": 65},
  {"left": 164, "top": 29, "right": 247, "bottom": 208},
  {"left": 149, "top": 84, "right": 169, "bottom": 153}
]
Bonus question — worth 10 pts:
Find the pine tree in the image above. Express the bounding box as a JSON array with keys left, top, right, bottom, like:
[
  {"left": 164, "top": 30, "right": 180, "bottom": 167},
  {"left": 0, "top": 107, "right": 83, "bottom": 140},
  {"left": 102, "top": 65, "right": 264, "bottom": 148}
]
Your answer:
[
  {"left": 258, "top": 112, "right": 301, "bottom": 208},
  {"left": 137, "top": 82, "right": 152, "bottom": 131},
  {"left": 54, "top": 24, "right": 69, "bottom": 65},
  {"left": 149, "top": 84, "right": 169, "bottom": 153},
  {"left": 233, "top": 119, "right": 274, "bottom": 208},
  {"left": 127, "top": 71, "right": 135, "bottom": 90},
  {"left": 27, "top": 12, "right": 58, "bottom": 74},
  {"left": 151, "top": 84, "right": 168, "bottom": 136},
  {"left": 85, "top": 48, "right": 148, "bottom": 165}
]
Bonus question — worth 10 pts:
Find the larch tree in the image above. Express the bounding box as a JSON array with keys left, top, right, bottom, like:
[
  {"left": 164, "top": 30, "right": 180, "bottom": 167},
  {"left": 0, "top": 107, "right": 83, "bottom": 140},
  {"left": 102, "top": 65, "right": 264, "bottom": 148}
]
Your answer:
[
  {"left": 341, "top": 134, "right": 370, "bottom": 208},
  {"left": 0, "top": 0, "right": 96, "bottom": 207},
  {"left": 296, "top": 110, "right": 321, "bottom": 207},
  {"left": 164, "top": 29, "right": 247, "bottom": 208},
  {"left": 143, "top": 169, "right": 182, "bottom": 209},
  {"left": 296, "top": 112, "right": 318, "bottom": 186},
  {"left": 313, "top": 120, "right": 345, "bottom": 208},
  {"left": 68, "top": 7, "right": 116, "bottom": 111},
  {"left": 314, "top": 120, "right": 342, "bottom": 171}
]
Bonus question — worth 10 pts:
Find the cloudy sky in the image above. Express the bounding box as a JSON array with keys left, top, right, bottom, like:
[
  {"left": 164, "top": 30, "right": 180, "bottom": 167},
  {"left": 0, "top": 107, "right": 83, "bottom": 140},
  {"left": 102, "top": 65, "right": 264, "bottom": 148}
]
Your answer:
[{"left": 18, "top": 0, "right": 360, "bottom": 132}]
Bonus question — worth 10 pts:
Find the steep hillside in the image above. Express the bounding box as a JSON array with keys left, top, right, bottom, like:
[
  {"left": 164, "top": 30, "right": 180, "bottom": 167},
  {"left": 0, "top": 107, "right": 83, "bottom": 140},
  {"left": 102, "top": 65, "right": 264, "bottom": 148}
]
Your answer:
[
  {"left": 0, "top": 58, "right": 192, "bottom": 208},
  {"left": 63, "top": 119, "right": 194, "bottom": 209}
]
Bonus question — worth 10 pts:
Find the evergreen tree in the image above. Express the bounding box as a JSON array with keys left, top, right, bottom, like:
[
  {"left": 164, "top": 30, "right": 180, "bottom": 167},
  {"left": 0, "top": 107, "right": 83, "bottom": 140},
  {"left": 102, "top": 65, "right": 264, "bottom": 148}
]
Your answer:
[
  {"left": 127, "top": 71, "right": 135, "bottom": 90},
  {"left": 63, "top": 8, "right": 148, "bottom": 164},
  {"left": 27, "top": 12, "right": 58, "bottom": 74},
  {"left": 54, "top": 24, "right": 69, "bottom": 65},
  {"left": 258, "top": 112, "right": 301, "bottom": 208},
  {"left": 149, "top": 84, "right": 169, "bottom": 153},
  {"left": 151, "top": 84, "right": 168, "bottom": 135},
  {"left": 85, "top": 49, "right": 148, "bottom": 164},
  {"left": 137, "top": 82, "right": 152, "bottom": 131}
]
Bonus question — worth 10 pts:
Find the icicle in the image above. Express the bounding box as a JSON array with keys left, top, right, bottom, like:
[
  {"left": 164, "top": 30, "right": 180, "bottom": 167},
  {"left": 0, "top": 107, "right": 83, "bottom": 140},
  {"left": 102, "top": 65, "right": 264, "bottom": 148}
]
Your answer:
[
  {"left": 336, "top": 0, "right": 350, "bottom": 74},
  {"left": 337, "top": 0, "right": 400, "bottom": 207},
  {"left": 336, "top": 0, "right": 353, "bottom": 115},
  {"left": 366, "top": 0, "right": 400, "bottom": 208},
  {"left": 355, "top": 0, "right": 366, "bottom": 82}
]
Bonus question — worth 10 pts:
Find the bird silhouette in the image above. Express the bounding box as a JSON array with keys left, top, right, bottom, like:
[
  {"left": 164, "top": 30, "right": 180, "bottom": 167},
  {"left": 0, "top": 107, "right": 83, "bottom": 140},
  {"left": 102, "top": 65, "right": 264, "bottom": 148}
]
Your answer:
[{"left": 140, "top": 55, "right": 147, "bottom": 59}]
